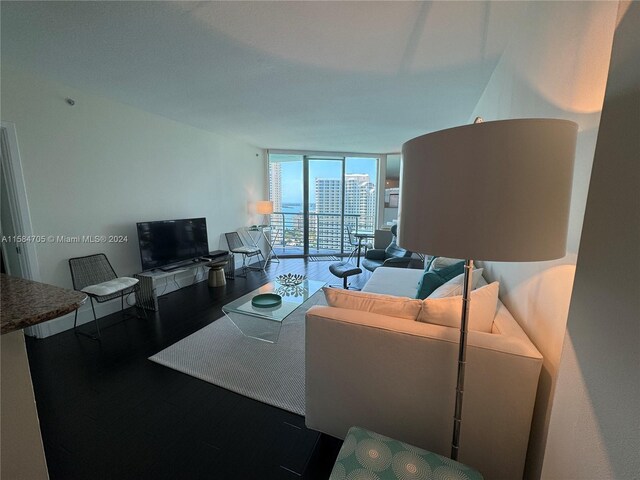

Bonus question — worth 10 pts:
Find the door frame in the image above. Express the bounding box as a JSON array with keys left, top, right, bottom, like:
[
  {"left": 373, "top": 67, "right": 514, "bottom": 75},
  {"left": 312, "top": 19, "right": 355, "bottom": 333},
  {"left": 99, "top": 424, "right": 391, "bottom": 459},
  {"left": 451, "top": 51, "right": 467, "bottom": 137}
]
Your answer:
[
  {"left": 1, "top": 122, "right": 45, "bottom": 337},
  {"left": 0, "top": 122, "right": 40, "bottom": 282}
]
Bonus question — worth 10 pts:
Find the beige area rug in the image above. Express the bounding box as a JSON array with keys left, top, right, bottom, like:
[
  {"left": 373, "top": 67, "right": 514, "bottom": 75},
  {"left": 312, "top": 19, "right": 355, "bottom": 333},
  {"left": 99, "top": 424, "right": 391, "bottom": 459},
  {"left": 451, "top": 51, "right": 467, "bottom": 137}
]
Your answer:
[{"left": 149, "top": 291, "right": 326, "bottom": 416}]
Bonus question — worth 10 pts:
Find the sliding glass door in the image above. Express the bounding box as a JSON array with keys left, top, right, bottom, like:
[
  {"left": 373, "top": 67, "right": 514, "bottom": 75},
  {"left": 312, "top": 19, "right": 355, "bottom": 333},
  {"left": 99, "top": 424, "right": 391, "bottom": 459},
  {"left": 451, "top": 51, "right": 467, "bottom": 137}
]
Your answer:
[{"left": 268, "top": 152, "right": 379, "bottom": 257}]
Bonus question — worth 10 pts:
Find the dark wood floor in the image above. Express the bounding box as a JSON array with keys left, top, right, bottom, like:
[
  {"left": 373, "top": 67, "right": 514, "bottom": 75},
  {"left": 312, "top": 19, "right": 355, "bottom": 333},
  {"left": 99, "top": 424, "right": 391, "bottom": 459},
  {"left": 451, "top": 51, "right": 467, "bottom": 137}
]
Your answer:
[{"left": 26, "top": 258, "right": 372, "bottom": 480}]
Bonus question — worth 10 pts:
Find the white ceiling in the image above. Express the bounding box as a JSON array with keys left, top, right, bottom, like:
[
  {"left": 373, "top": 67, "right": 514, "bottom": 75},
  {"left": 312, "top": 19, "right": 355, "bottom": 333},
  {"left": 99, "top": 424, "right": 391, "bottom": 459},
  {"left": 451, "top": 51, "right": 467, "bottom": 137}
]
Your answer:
[{"left": 1, "top": 1, "right": 525, "bottom": 152}]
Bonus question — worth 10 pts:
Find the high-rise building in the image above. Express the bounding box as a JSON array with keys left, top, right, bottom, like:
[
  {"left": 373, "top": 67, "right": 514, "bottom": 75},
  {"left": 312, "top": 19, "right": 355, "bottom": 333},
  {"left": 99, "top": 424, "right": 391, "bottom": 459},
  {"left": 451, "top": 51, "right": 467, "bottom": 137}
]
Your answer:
[
  {"left": 314, "top": 173, "right": 376, "bottom": 250},
  {"left": 314, "top": 178, "right": 341, "bottom": 214},
  {"left": 344, "top": 174, "right": 376, "bottom": 233},
  {"left": 269, "top": 162, "right": 282, "bottom": 212},
  {"left": 313, "top": 178, "right": 341, "bottom": 249}
]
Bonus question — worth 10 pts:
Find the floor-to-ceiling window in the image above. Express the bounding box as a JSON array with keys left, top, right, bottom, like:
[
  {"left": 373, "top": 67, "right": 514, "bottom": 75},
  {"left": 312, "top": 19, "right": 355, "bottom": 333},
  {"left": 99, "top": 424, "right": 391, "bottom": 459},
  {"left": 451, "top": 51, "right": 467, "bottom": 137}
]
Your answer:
[
  {"left": 267, "top": 153, "right": 304, "bottom": 255},
  {"left": 268, "top": 152, "right": 379, "bottom": 257}
]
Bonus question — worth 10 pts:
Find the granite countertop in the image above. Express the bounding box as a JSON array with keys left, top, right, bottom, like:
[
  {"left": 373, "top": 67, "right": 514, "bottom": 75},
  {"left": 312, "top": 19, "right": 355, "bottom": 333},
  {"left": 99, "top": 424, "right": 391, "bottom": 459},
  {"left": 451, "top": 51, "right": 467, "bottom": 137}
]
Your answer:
[{"left": 1, "top": 274, "right": 87, "bottom": 335}]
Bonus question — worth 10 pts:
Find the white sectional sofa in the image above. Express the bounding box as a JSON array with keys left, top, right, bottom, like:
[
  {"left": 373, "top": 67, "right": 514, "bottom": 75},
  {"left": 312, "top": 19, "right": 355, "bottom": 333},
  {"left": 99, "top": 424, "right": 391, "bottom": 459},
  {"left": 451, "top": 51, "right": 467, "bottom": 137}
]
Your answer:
[{"left": 305, "top": 266, "right": 542, "bottom": 480}]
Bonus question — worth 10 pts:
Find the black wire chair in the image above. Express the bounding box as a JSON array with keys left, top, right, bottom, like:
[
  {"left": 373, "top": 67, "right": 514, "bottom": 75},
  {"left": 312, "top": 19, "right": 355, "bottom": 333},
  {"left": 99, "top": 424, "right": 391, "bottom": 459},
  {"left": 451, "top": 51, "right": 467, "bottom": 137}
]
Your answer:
[
  {"left": 224, "top": 231, "right": 265, "bottom": 276},
  {"left": 345, "top": 226, "right": 359, "bottom": 261},
  {"left": 69, "top": 253, "right": 144, "bottom": 339}
]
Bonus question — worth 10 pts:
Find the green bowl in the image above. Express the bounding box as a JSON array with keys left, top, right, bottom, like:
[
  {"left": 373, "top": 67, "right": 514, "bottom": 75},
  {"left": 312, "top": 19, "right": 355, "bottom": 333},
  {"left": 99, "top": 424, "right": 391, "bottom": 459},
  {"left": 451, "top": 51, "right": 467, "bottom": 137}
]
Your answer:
[{"left": 251, "top": 293, "right": 282, "bottom": 308}]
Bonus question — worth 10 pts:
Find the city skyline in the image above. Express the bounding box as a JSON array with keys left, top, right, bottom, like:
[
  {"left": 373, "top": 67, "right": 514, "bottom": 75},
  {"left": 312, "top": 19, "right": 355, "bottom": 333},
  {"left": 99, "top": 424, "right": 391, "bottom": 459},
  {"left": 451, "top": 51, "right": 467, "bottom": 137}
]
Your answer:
[
  {"left": 268, "top": 156, "right": 379, "bottom": 251},
  {"left": 269, "top": 156, "right": 378, "bottom": 207}
]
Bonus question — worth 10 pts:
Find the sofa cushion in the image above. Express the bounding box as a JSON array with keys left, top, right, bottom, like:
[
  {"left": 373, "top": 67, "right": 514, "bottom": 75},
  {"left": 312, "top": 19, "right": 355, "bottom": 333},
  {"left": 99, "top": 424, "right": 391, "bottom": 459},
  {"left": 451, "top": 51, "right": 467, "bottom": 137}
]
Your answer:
[
  {"left": 415, "top": 261, "right": 464, "bottom": 299},
  {"left": 362, "top": 267, "right": 423, "bottom": 298},
  {"left": 428, "top": 268, "right": 484, "bottom": 298},
  {"left": 81, "top": 277, "right": 138, "bottom": 297},
  {"left": 418, "top": 281, "right": 499, "bottom": 332},
  {"left": 323, "top": 287, "right": 422, "bottom": 320}
]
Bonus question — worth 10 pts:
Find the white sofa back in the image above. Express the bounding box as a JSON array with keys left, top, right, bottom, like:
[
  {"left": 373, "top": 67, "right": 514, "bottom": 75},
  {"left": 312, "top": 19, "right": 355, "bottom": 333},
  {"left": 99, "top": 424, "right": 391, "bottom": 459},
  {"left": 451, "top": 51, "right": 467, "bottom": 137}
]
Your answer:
[{"left": 305, "top": 267, "right": 543, "bottom": 480}]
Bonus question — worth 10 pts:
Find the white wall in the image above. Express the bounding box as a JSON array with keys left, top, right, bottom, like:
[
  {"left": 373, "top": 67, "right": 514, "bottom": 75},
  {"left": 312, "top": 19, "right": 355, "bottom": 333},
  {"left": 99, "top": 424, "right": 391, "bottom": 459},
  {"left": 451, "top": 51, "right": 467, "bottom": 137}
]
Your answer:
[
  {"left": 542, "top": 2, "right": 640, "bottom": 478},
  {"left": 469, "top": 2, "right": 619, "bottom": 478},
  {"left": 0, "top": 66, "right": 265, "bottom": 336}
]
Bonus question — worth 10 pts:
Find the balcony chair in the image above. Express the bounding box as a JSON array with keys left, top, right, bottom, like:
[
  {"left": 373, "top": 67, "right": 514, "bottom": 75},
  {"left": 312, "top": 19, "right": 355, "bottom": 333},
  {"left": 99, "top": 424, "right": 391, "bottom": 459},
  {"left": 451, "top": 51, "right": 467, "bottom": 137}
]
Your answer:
[
  {"left": 344, "top": 225, "right": 359, "bottom": 260},
  {"left": 345, "top": 225, "right": 372, "bottom": 262},
  {"left": 361, "top": 224, "right": 413, "bottom": 272},
  {"left": 225, "top": 231, "right": 266, "bottom": 275},
  {"left": 69, "top": 253, "right": 144, "bottom": 339}
]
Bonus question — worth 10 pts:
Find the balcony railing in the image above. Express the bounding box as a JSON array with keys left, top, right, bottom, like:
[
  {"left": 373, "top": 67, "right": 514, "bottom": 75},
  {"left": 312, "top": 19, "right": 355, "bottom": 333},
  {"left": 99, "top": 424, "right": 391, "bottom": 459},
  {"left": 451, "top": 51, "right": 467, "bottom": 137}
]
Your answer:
[{"left": 268, "top": 212, "right": 372, "bottom": 255}]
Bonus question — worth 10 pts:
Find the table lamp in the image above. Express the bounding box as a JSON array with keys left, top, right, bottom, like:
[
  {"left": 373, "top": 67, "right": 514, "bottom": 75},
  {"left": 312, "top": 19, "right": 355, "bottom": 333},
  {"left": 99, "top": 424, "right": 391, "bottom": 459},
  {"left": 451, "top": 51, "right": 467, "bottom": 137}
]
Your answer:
[
  {"left": 398, "top": 118, "right": 578, "bottom": 460},
  {"left": 255, "top": 200, "right": 274, "bottom": 226}
]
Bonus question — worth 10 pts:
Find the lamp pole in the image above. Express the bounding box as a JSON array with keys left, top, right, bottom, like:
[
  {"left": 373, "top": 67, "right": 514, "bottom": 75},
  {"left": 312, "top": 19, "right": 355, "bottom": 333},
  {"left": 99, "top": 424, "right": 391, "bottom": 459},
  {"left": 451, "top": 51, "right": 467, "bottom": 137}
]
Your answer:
[{"left": 451, "top": 259, "right": 474, "bottom": 460}]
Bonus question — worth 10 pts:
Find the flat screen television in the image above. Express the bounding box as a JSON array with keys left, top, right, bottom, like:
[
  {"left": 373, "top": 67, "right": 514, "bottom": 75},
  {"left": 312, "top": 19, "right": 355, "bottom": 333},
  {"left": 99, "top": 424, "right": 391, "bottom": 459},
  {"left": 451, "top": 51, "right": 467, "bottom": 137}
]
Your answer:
[{"left": 136, "top": 217, "right": 209, "bottom": 271}]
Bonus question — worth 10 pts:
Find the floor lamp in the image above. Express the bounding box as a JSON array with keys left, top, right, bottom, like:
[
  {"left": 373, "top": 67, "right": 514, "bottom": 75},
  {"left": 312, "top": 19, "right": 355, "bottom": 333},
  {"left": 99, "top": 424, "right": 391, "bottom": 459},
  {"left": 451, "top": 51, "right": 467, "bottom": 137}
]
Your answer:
[{"left": 397, "top": 118, "right": 578, "bottom": 460}]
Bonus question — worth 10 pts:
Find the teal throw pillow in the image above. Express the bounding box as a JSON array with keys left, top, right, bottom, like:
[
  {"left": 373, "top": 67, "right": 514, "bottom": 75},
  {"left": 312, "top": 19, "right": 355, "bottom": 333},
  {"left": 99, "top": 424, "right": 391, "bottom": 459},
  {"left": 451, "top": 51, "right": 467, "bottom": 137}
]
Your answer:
[
  {"left": 415, "top": 261, "right": 465, "bottom": 299},
  {"left": 424, "top": 255, "right": 437, "bottom": 271},
  {"left": 435, "top": 260, "right": 465, "bottom": 281},
  {"left": 416, "top": 271, "right": 446, "bottom": 299}
]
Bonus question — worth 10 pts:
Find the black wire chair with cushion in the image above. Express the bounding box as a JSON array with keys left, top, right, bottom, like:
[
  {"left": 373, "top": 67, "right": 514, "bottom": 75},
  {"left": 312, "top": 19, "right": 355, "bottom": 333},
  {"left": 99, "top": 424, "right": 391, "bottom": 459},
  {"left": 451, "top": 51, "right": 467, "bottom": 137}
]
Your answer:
[
  {"left": 224, "top": 231, "right": 266, "bottom": 275},
  {"left": 69, "top": 253, "right": 144, "bottom": 339}
]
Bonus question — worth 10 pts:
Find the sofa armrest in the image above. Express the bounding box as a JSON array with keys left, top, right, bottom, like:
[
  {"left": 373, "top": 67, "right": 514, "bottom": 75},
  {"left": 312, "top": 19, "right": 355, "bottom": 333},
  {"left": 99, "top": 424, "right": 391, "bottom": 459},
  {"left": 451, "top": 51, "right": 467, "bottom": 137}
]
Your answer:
[
  {"left": 305, "top": 305, "right": 542, "bottom": 480},
  {"left": 364, "top": 248, "right": 386, "bottom": 260}
]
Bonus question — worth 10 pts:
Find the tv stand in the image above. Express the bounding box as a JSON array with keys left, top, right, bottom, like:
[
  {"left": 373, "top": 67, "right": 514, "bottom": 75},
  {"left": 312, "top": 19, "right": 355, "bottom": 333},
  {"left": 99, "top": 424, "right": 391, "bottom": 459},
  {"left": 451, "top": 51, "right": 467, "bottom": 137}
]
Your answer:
[
  {"left": 135, "top": 253, "right": 234, "bottom": 311},
  {"left": 159, "top": 265, "right": 183, "bottom": 272},
  {"left": 159, "top": 258, "right": 208, "bottom": 272}
]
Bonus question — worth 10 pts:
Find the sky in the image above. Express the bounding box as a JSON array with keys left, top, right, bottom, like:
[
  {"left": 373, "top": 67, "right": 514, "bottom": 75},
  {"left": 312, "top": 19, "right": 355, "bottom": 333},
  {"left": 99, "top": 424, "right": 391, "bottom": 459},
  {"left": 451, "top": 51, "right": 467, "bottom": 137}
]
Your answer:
[{"left": 272, "top": 155, "right": 378, "bottom": 206}]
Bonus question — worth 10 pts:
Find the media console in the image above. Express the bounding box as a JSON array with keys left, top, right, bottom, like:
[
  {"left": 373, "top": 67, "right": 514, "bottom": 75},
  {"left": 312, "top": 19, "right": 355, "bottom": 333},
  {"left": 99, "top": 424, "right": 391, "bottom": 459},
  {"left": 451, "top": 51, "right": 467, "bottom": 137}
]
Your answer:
[
  {"left": 134, "top": 250, "right": 234, "bottom": 311},
  {"left": 158, "top": 258, "right": 209, "bottom": 272}
]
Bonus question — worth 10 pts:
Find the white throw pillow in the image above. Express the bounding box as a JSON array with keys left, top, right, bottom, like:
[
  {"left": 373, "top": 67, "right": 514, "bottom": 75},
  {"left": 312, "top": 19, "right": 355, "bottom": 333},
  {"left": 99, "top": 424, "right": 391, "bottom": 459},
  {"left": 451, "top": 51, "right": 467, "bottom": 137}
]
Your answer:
[
  {"left": 417, "top": 282, "right": 499, "bottom": 333},
  {"left": 428, "top": 256, "right": 464, "bottom": 271},
  {"left": 323, "top": 287, "right": 422, "bottom": 320},
  {"left": 428, "top": 268, "right": 484, "bottom": 298}
]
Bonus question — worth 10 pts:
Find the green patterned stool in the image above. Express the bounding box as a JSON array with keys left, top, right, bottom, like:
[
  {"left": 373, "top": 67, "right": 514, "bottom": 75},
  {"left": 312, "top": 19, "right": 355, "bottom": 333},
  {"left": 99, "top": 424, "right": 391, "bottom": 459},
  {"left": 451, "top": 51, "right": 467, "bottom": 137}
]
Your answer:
[{"left": 330, "top": 427, "right": 483, "bottom": 480}]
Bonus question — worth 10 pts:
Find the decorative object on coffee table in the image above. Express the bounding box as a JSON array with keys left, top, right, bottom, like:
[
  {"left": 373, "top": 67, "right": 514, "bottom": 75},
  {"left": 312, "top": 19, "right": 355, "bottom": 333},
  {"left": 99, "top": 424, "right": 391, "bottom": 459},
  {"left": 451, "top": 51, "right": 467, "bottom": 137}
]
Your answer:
[
  {"left": 275, "top": 284, "right": 306, "bottom": 298},
  {"left": 276, "top": 273, "right": 306, "bottom": 286},
  {"left": 251, "top": 293, "right": 282, "bottom": 308}
]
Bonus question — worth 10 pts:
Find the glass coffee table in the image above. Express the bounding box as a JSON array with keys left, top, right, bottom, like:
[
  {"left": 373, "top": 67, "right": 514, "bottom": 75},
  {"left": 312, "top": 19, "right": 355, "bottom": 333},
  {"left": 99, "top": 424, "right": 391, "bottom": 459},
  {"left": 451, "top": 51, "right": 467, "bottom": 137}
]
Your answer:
[{"left": 222, "top": 278, "right": 325, "bottom": 343}]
